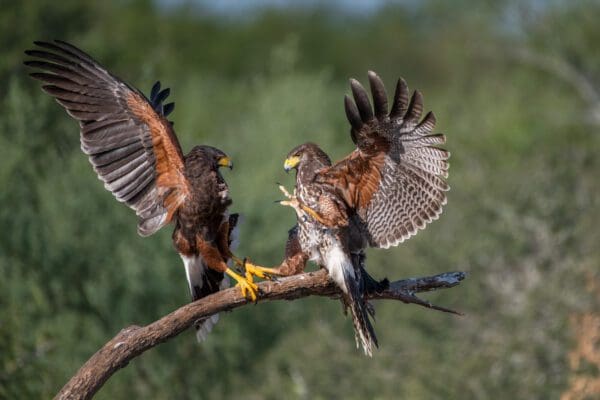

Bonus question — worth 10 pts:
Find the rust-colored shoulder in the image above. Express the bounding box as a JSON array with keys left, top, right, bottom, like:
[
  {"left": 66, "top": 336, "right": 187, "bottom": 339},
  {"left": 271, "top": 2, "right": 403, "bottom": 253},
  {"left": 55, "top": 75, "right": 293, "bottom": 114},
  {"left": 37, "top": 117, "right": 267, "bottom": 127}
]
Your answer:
[
  {"left": 125, "top": 91, "right": 190, "bottom": 224},
  {"left": 317, "top": 149, "right": 386, "bottom": 210}
]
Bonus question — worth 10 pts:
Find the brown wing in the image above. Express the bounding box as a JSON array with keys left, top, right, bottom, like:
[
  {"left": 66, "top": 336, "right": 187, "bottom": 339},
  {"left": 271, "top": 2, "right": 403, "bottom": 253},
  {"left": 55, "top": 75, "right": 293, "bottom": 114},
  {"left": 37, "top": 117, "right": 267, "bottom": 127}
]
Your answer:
[
  {"left": 24, "top": 40, "right": 190, "bottom": 236},
  {"left": 317, "top": 71, "right": 449, "bottom": 248}
]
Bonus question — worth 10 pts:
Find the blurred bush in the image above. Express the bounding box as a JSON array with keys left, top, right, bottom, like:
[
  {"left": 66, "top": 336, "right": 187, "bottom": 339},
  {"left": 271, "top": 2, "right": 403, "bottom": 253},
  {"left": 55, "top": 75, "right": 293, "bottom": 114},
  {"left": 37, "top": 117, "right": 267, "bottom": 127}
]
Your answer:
[{"left": 1, "top": 1, "right": 599, "bottom": 398}]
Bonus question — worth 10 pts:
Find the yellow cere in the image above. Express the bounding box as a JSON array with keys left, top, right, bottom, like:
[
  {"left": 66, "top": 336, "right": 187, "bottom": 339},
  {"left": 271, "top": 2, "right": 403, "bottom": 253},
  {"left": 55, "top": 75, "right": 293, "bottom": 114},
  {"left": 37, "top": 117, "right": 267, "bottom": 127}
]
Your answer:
[
  {"left": 218, "top": 156, "right": 232, "bottom": 168},
  {"left": 284, "top": 156, "right": 300, "bottom": 170}
]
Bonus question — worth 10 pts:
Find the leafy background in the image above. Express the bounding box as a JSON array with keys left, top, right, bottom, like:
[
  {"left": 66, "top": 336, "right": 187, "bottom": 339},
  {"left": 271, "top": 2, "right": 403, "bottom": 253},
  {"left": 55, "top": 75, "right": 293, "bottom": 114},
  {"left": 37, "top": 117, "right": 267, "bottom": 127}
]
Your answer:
[{"left": 1, "top": 1, "right": 599, "bottom": 399}]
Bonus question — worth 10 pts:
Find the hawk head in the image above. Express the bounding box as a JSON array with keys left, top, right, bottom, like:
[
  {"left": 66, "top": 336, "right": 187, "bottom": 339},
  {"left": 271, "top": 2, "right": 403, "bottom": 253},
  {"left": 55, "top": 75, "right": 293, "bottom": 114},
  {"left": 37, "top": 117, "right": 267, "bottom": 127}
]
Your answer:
[
  {"left": 185, "top": 145, "right": 232, "bottom": 176},
  {"left": 284, "top": 143, "right": 331, "bottom": 184},
  {"left": 284, "top": 142, "right": 330, "bottom": 172}
]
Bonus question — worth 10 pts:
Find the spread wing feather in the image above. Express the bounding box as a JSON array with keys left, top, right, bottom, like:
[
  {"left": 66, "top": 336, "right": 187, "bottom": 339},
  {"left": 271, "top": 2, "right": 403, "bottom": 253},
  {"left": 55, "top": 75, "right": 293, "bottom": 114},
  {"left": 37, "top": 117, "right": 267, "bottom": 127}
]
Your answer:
[
  {"left": 25, "top": 40, "right": 188, "bottom": 236},
  {"left": 360, "top": 71, "right": 449, "bottom": 248},
  {"left": 321, "top": 71, "right": 449, "bottom": 248}
]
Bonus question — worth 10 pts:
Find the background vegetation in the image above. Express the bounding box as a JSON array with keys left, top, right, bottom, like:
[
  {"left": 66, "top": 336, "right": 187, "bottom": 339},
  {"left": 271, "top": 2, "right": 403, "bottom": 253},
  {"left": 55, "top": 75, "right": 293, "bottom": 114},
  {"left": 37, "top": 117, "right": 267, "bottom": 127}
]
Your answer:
[{"left": 1, "top": 1, "right": 599, "bottom": 398}]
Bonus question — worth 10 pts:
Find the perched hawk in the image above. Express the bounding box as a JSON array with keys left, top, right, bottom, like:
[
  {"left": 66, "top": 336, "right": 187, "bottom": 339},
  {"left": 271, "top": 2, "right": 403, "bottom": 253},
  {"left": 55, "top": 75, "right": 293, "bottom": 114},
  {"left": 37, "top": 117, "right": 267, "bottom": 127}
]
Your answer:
[
  {"left": 24, "top": 40, "right": 275, "bottom": 340},
  {"left": 278, "top": 71, "right": 450, "bottom": 355}
]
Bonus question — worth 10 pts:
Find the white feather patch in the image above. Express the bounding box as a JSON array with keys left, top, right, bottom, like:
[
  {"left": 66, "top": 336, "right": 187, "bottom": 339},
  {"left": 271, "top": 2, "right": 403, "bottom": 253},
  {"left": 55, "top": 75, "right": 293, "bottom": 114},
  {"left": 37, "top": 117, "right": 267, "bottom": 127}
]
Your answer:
[
  {"left": 180, "top": 254, "right": 205, "bottom": 299},
  {"left": 180, "top": 253, "right": 231, "bottom": 343},
  {"left": 324, "top": 242, "right": 354, "bottom": 294}
]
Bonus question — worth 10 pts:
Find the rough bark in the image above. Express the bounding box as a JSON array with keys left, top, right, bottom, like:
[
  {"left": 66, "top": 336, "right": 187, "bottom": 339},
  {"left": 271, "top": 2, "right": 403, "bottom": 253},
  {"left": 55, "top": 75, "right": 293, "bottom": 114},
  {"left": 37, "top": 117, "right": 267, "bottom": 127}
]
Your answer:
[{"left": 55, "top": 269, "right": 466, "bottom": 400}]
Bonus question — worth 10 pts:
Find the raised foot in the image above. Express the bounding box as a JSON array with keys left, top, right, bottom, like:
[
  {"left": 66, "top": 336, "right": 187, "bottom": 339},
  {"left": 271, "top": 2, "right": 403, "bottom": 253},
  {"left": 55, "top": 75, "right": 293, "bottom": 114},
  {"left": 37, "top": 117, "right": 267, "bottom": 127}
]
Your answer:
[
  {"left": 278, "top": 184, "right": 295, "bottom": 199},
  {"left": 277, "top": 185, "right": 326, "bottom": 224},
  {"left": 225, "top": 268, "right": 258, "bottom": 302},
  {"left": 278, "top": 185, "right": 300, "bottom": 210}
]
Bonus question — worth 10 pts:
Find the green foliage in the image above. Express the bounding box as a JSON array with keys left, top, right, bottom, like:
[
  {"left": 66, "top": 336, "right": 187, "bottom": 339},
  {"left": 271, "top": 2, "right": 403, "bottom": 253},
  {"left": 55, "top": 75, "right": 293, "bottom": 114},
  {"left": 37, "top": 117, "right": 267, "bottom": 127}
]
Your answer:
[{"left": 1, "top": 1, "right": 599, "bottom": 399}]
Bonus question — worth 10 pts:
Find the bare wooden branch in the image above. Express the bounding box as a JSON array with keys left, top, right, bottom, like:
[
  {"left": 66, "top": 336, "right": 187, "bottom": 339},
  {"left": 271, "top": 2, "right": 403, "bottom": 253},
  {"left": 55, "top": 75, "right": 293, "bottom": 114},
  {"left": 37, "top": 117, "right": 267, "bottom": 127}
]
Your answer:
[{"left": 55, "top": 269, "right": 466, "bottom": 400}]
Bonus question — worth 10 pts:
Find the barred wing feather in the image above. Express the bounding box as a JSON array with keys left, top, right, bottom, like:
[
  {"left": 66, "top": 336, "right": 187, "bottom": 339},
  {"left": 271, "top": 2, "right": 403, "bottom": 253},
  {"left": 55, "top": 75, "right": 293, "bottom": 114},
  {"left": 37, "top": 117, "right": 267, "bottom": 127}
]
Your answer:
[{"left": 344, "top": 71, "right": 450, "bottom": 248}]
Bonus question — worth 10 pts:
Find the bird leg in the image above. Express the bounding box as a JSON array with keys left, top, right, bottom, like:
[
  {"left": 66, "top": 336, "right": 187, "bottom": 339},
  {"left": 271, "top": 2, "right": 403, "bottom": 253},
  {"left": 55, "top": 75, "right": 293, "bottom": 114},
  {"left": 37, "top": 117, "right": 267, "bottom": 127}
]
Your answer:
[
  {"left": 232, "top": 256, "right": 283, "bottom": 282},
  {"left": 277, "top": 185, "right": 304, "bottom": 216},
  {"left": 224, "top": 267, "right": 259, "bottom": 302},
  {"left": 278, "top": 184, "right": 296, "bottom": 200},
  {"left": 196, "top": 236, "right": 259, "bottom": 301},
  {"left": 277, "top": 184, "right": 328, "bottom": 225}
]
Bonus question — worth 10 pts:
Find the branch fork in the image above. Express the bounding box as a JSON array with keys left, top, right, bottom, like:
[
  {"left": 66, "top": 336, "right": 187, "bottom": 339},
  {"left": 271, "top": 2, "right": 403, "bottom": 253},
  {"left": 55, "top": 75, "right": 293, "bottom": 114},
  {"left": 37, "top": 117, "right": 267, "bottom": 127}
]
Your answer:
[{"left": 56, "top": 268, "right": 466, "bottom": 400}]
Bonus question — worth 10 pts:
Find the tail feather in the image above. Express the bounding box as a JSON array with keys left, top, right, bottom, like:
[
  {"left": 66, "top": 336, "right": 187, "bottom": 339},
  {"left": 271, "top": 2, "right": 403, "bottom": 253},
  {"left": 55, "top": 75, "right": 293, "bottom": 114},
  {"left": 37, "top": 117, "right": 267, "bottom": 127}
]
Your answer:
[
  {"left": 356, "top": 253, "right": 389, "bottom": 295},
  {"left": 327, "top": 246, "right": 378, "bottom": 356},
  {"left": 343, "top": 266, "right": 378, "bottom": 356},
  {"left": 194, "top": 276, "right": 230, "bottom": 342},
  {"left": 354, "top": 252, "right": 388, "bottom": 319}
]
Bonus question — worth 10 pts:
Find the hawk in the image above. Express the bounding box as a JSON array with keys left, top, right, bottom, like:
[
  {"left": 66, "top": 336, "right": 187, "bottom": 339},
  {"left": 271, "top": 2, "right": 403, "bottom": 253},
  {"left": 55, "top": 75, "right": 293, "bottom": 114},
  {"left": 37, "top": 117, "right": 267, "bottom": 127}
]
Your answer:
[
  {"left": 24, "top": 40, "right": 277, "bottom": 339},
  {"left": 277, "top": 71, "right": 450, "bottom": 355}
]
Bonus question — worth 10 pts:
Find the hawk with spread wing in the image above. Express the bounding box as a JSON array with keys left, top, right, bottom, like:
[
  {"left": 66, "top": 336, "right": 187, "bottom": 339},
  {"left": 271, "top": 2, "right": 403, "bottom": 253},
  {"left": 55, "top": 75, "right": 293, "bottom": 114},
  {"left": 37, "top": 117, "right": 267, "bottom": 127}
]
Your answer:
[
  {"left": 24, "top": 40, "right": 276, "bottom": 339},
  {"left": 277, "top": 71, "right": 450, "bottom": 355}
]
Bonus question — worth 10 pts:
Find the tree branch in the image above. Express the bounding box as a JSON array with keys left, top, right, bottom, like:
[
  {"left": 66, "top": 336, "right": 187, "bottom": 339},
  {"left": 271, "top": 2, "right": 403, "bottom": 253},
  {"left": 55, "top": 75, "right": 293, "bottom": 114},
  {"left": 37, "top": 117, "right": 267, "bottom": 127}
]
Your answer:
[{"left": 55, "top": 269, "right": 466, "bottom": 400}]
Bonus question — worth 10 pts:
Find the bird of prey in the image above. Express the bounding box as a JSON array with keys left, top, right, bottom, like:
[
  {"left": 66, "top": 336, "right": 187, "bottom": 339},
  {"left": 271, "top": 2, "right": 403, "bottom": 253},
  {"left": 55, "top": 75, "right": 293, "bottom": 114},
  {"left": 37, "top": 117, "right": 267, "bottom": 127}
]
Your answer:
[
  {"left": 24, "top": 40, "right": 277, "bottom": 339},
  {"left": 277, "top": 71, "right": 450, "bottom": 355}
]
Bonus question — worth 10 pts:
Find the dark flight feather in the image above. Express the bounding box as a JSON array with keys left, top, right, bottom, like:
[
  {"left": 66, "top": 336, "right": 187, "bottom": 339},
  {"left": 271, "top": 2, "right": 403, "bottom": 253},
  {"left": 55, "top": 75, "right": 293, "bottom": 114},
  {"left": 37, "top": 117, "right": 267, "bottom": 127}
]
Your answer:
[
  {"left": 389, "top": 78, "right": 409, "bottom": 119},
  {"left": 368, "top": 70, "right": 388, "bottom": 118},
  {"left": 350, "top": 78, "right": 373, "bottom": 122},
  {"left": 25, "top": 40, "right": 189, "bottom": 236}
]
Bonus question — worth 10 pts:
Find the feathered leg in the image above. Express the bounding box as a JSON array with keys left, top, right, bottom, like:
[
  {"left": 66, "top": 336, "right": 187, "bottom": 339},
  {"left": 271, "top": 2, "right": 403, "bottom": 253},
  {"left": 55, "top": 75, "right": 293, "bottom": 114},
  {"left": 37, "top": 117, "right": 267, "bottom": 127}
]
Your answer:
[{"left": 196, "top": 236, "right": 258, "bottom": 302}]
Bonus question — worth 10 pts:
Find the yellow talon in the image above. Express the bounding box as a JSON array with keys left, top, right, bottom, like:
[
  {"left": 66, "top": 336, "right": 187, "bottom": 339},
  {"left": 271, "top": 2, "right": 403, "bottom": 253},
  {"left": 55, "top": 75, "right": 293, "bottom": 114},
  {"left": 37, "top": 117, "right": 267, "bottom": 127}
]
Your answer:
[
  {"left": 279, "top": 199, "right": 326, "bottom": 225},
  {"left": 245, "top": 261, "right": 283, "bottom": 280},
  {"left": 278, "top": 185, "right": 300, "bottom": 210},
  {"left": 277, "top": 188, "right": 301, "bottom": 213},
  {"left": 278, "top": 184, "right": 294, "bottom": 199},
  {"left": 245, "top": 270, "right": 254, "bottom": 284},
  {"left": 277, "top": 184, "right": 325, "bottom": 224},
  {"left": 232, "top": 256, "right": 282, "bottom": 281},
  {"left": 225, "top": 268, "right": 258, "bottom": 302},
  {"left": 279, "top": 199, "right": 298, "bottom": 210}
]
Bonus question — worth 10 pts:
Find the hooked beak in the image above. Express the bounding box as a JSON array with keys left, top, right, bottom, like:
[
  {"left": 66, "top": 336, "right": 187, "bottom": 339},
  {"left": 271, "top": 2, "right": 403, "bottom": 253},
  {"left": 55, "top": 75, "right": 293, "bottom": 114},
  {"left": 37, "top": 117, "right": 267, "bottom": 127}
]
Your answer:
[
  {"left": 218, "top": 156, "right": 233, "bottom": 170},
  {"left": 283, "top": 156, "right": 300, "bottom": 173}
]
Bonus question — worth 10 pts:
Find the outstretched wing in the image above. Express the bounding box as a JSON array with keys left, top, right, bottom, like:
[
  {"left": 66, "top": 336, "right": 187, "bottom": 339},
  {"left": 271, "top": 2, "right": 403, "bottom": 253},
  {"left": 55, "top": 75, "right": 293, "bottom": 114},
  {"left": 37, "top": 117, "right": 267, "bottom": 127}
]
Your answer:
[
  {"left": 24, "top": 40, "right": 190, "bottom": 236},
  {"left": 317, "top": 71, "right": 449, "bottom": 248}
]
